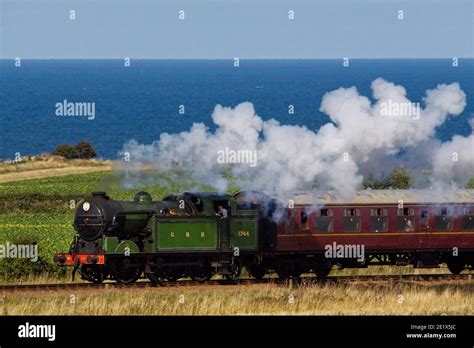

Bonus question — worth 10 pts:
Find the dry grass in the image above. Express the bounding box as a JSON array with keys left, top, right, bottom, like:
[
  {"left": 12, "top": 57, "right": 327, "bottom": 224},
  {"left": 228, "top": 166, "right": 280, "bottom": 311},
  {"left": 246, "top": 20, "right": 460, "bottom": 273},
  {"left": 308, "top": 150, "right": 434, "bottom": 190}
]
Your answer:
[
  {"left": 0, "top": 155, "right": 113, "bottom": 182},
  {"left": 329, "top": 264, "right": 459, "bottom": 276},
  {"left": 2, "top": 282, "right": 473, "bottom": 316},
  {"left": 1, "top": 273, "right": 79, "bottom": 285}
]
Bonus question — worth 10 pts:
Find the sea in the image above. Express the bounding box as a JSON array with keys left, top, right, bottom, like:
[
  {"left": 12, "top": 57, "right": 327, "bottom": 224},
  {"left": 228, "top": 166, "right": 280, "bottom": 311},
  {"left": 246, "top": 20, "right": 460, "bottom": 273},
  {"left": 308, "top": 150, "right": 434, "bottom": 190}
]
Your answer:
[{"left": 0, "top": 59, "right": 472, "bottom": 160}]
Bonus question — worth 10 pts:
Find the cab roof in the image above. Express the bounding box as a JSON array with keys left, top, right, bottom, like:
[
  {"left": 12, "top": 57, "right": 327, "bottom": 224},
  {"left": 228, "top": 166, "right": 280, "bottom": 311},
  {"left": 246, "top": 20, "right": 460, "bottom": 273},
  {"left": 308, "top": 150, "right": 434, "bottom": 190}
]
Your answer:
[{"left": 182, "top": 192, "right": 233, "bottom": 200}]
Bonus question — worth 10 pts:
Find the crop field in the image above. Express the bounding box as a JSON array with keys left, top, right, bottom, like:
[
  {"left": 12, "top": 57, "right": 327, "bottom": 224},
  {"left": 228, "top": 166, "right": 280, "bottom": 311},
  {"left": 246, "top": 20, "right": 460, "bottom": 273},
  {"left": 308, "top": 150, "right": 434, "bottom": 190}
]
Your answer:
[{"left": 0, "top": 172, "right": 102, "bottom": 279}]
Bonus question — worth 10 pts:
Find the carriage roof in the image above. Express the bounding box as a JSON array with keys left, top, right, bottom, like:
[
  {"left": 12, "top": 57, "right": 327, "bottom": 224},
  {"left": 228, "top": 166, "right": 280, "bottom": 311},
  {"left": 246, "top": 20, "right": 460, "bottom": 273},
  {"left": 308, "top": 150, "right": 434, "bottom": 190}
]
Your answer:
[{"left": 275, "top": 189, "right": 474, "bottom": 205}]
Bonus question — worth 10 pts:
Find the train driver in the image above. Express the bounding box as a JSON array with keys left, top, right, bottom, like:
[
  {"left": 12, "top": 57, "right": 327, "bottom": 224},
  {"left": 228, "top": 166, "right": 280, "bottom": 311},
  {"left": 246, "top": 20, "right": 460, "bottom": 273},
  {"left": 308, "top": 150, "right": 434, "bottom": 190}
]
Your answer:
[{"left": 216, "top": 205, "right": 228, "bottom": 219}]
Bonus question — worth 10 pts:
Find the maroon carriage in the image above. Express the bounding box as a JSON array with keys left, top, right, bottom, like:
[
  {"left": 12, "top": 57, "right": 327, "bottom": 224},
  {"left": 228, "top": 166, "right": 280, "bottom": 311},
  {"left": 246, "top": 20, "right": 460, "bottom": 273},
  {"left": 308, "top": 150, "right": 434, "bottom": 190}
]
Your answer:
[{"left": 244, "top": 190, "right": 474, "bottom": 279}]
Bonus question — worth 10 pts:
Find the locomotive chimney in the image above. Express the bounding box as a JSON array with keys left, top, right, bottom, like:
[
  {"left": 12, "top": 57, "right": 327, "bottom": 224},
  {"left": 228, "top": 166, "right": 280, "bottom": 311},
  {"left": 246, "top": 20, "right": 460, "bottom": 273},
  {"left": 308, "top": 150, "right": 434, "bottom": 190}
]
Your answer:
[{"left": 92, "top": 191, "right": 109, "bottom": 199}]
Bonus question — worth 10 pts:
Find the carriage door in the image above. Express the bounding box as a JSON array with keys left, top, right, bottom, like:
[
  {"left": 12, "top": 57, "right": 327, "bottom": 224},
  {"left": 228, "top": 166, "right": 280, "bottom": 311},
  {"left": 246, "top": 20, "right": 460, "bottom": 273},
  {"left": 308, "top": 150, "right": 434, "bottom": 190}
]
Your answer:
[
  {"left": 431, "top": 207, "right": 452, "bottom": 247},
  {"left": 419, "top": 209, "right": 432, "bottom": 249}
]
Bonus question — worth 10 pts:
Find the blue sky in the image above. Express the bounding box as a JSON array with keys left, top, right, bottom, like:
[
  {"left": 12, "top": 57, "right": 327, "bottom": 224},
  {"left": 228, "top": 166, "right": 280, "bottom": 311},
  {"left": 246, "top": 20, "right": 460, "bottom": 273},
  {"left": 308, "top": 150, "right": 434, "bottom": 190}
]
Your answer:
[{"left": 1, "top": 0, "right": 472, "bottom": 59}]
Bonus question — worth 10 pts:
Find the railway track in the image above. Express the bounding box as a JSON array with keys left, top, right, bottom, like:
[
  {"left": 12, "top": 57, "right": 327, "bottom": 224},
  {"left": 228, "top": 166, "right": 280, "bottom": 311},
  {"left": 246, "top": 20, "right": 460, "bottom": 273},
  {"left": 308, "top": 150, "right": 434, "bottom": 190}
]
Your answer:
[{"left": 1, "top": 273, "right": 472, "bottom": 292}]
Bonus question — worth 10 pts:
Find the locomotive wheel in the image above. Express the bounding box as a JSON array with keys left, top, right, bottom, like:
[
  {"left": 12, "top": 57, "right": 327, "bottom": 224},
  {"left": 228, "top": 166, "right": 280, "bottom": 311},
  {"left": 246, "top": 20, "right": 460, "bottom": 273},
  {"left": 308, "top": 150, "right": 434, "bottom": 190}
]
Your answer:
[
  {"left": 166, "top": 269, "right": 185, "bottom": 282},
  {"left": 276, "top": 263, "right": 293, "bottom": 279},
  {"left": 110, "top": 257, "right": 143, "bottom": 284},
  {"left": 146, "top": 267, "right": 166, "bottom": 283},
  {"left": 447, "top": 257, "right": 465, "bottom": 275},
  {"left": 146, "top": 272, "right": 163, "bottom": 286},
  {"left": 80, "top": 265, "right": 108, "bottom": 284},
  {"left": 313, "top": 260, "right": 332, "bottom": 280},
  {"left": 247, "top": 264, "right": 266, "bottom": 279},
  {"left": 292, "top": 270, "right": 302, "bottom": 278},
  {"left": 187, "top": 259, "right": 213, "bottom": 282},
  {"left": 147, "top": 267, "right": 185, "bottom": 283},
  {"left": 224, "top": 262, "right": 242, "bottom": 280}
]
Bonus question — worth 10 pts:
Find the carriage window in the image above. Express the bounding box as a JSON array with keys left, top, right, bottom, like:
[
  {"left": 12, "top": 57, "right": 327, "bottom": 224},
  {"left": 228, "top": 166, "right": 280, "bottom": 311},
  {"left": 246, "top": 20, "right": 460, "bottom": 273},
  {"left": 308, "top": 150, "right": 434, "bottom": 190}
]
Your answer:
[
  {"left": 343, "top": 208, "right": 360, "bottom": 232},
  {"left": 398, "top": 207, "right": 414, "bottom": 216},
  {"left": 397, "top": 208, "right": 414, "bottom": 232},
  {"left": 464, "top": 207, "right": 474, "bottom": 215},
  {"left": 372, "top": 208, "right": 385, "bottom": 216},
  {"left": 434, "top": 208, "right": 452, "bottom": 231},
  {"left": 420, "top": 210, "right": 429, "bottom": 228},
  {"left": 370, "top": 208, "right": 387, "bottom": 232},
  {"left": 462, "top": 207, "right": 474, "bottom": 231},
  {"left": 344, "top": 208, "right": 359, "bottom": 217},
  {"left": 315, "top": 208, "right": 333, "bottom": 233},
  {"left": 463, "top": 215, "right": 474, "bottom": 230},
  {"left": 301, "top": 212, "right": 308, "bottom": 224},
  {"left": 434, "top": 215, "right": 451, "bottom": 231},
  {"left": 299, "top": 211, "right": 309, "bottom": 230},
  {"left": 316, "top": 208, "right": 333, "bottom": 217}
]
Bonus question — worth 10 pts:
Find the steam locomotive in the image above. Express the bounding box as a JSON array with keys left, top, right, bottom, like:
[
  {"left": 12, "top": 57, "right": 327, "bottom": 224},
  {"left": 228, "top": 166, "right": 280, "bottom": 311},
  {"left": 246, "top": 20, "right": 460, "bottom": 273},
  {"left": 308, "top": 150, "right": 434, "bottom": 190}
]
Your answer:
[{"left": 54, "top": 190, "right": 474, "bottom": 284}]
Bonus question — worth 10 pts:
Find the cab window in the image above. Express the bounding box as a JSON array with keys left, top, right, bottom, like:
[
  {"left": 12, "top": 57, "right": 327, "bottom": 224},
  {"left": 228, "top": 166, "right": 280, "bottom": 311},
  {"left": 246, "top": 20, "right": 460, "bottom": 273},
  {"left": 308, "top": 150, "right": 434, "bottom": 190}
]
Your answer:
[
  {"left": 213, "top": 200, "right": 231, "bottom": 216},
  {"left": 190, "top": 196, "right": 204, "bottom": 212}
]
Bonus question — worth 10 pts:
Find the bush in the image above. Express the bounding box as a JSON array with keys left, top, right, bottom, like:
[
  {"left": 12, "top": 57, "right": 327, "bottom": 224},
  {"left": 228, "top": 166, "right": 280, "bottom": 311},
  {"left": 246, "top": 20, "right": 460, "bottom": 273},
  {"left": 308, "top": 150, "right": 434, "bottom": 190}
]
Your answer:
[
  {"left": 389, "top": 167, "right": 411, "bottom": 189},
  {"left": 52, "top": 144, "right": 78, "bottom": 159},
  {"left": 74, "top": 140, "right": 97, "bottom": 159},
  {"left": 52, "top": 141, "right": 97, "bottom": 159},
  {"left": 0, "top": 234, "right": 66, "bottom": 281},
  {"left": 362, "top": 173, "right": 391, "bottom": 189},
  {"left": 466, "top": 177, "right": 474, "bottom": 189},
  {"left": 363, "top": 167, "right": 411, "bottom": 189}
]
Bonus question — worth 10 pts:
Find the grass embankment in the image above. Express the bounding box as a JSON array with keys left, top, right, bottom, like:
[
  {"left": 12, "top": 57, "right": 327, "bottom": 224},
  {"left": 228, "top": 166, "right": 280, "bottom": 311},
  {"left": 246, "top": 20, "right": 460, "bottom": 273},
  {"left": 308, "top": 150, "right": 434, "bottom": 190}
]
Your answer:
[
  {"left": 3, "top": 282, "right": 473, "bottom": 315},
  {"left": 0, "top": 155, "right": 113, "bottom": 183}
]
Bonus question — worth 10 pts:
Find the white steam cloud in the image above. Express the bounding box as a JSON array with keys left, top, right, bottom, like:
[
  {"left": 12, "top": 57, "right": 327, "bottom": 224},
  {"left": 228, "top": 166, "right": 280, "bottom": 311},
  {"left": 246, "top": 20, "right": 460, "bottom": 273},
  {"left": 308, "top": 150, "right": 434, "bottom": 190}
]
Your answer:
[{"left": 120, "top": 78, "right": 471, "bottom": 197}]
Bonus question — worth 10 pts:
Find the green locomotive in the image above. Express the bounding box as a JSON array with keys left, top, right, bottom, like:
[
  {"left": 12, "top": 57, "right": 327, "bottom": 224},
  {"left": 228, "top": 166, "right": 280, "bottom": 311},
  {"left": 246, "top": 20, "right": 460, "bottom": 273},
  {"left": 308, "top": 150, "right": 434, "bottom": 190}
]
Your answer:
[{"left": 54, "top": 191, "right": 268, "bottom": 284}]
